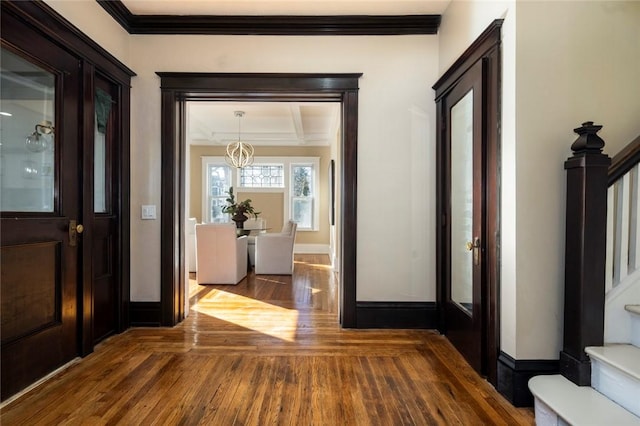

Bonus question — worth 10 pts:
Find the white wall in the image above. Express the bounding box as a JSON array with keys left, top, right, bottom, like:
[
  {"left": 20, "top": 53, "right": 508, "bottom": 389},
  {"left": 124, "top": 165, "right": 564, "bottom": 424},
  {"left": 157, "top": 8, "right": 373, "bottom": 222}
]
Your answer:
[
  {"left": 44, "top": 0, "right": 130, "bottom": 65},
  {"left": 514, "top": 0, "right": 640, "bottom": 359},
  {"left": 438, "top": 1, "right": 513, "bottom": 75},
  {"left": 125, "top": 34, "right": 439, "bottom": 301},
  {"left": 439, "top": 0, "right": 640, "bottom": 360}
]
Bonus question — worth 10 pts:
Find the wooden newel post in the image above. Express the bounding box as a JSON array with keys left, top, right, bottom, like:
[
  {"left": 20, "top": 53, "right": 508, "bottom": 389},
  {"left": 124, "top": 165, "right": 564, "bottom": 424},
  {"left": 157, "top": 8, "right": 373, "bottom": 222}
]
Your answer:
[{"left": 560, "top": 121, "right": 611, "bottom": 386}]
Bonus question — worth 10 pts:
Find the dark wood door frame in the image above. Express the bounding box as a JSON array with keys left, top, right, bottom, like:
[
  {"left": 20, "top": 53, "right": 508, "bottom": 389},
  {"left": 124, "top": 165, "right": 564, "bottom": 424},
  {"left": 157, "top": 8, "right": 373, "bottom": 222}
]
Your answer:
[
  {"left": 157, "top": 73, "right": 361, "bottom": 327},
  {"left": 433, "top": 20, "right": 502, "bottom": 384}
]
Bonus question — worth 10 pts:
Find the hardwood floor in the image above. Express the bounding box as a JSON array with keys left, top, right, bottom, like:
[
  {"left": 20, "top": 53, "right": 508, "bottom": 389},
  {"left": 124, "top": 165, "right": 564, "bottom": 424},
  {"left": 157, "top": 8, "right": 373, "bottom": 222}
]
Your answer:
[{"left": 1, "top": 254, "right": 534, "bottom": 425}]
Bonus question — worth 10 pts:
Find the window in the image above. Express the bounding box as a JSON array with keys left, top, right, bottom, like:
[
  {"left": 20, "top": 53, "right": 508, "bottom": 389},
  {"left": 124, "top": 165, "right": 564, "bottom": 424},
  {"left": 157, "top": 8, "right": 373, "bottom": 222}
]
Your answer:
[
  {"left": 204, "top": 163, "right": 232, "bottom": 223},
  {"left": 291, "top": 164, "right": 315, "bottom": 229},
  {"left": 201, "top": 156, "right": 319, "bottom": 230},
  {"left": 239, "top": 164, "right": 284, "bottom": 188}
]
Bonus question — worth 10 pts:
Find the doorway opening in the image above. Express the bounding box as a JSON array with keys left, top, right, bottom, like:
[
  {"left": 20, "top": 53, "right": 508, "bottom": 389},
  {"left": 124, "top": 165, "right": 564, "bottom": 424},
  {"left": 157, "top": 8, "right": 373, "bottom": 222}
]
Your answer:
[
  {"left": 183, "top": 100, "right": 341, "bottom": 314},
  {"left": 157, "top": 73, "right": 361, "bottom": 328}
]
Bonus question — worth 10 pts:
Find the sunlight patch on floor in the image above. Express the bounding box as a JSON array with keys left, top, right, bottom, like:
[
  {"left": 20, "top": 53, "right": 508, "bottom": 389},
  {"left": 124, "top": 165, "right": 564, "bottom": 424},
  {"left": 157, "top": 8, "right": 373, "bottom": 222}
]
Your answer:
[
  {"left": 293, "top": 260, "right": 333, "bottom": 270},
  {"left": 193, "top": 290, "right": 299, "bottom": 342},
  {"left": 254, "top": 276, "right": 290, "bottom": 285}
]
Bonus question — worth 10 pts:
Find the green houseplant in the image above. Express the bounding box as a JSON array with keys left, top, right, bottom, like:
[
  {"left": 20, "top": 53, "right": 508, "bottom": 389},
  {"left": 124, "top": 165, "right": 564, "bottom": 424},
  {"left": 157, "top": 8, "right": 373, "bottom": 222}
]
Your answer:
[{"left": 222, "top": 187, "right": 260, "bottom": 228}]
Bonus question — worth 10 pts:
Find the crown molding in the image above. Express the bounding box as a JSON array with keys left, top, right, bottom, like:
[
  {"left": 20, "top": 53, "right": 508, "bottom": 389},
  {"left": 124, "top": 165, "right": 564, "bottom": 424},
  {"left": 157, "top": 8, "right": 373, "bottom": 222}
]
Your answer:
[
  {"left": 97, "top": 0, "right": 133, "bottom": 31},
  {"left": 97, "top": 1, "right": 440, "bottom": 35}
]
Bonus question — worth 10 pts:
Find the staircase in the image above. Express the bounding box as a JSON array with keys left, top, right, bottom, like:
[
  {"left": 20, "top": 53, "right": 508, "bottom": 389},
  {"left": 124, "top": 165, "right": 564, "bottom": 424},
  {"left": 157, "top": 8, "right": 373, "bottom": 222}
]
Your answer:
[
  {"left": 529, "top": 128, "right": 640, "bottom": 425},
  {"left": 529, "top": 306, "right": 640, "bottom": 425}
]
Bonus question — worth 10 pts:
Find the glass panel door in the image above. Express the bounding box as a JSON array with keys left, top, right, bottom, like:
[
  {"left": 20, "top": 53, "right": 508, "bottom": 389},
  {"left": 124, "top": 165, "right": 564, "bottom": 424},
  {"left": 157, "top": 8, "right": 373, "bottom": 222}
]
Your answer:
[
  {"left": 1, "top": 25, "right": 82, "bottom": 401},
  {"left": 440, "top": 58, "right": 484, "bottom": 374}
]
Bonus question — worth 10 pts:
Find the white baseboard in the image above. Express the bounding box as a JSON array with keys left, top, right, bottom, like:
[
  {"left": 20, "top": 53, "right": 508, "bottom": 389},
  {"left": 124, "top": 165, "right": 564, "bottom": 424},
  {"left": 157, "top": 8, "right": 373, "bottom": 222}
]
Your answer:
[{"left": 294, "top": 244, "right": 330, "bottom": 254}]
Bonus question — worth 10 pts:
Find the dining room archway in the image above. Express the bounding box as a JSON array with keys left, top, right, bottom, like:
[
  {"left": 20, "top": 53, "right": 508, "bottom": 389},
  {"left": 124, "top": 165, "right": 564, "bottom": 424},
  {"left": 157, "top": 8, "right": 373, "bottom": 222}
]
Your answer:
[{"left": 157, "top": 73, "right": 361, "bottom": 327}]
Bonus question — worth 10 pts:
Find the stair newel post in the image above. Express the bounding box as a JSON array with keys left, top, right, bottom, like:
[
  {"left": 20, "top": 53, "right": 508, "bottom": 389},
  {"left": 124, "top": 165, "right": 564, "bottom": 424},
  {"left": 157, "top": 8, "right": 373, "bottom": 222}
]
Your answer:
[{"left": 560, "top": 121, "right": 611, "bottom": 386}]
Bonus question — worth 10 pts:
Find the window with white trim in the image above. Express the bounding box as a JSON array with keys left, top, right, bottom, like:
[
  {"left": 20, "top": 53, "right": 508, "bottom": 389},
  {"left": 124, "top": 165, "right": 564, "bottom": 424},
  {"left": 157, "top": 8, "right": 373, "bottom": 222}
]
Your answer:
[
  {"left": 201, "top": 156, "right": 320, "bottom": 230},
  {"left": 203, "top": 162, "right": 232, "bottom": 223},
  {"left": 291, "top": 164, "right": 315, "bottom": 230}
]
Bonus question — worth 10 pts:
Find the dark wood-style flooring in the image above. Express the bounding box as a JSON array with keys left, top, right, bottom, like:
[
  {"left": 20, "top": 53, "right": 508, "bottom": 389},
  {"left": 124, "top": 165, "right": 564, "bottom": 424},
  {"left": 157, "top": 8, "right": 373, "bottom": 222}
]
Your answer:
[{"left": 1, "top": 254, "right": 534, "bottom": 425}]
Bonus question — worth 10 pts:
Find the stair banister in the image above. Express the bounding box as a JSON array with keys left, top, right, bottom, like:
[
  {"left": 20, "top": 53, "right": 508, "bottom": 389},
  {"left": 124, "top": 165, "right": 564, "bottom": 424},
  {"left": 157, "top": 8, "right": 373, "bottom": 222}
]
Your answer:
[
  {"left": 561, "top": 121, "right": 611, "bottom": 386},
  {"left": 608, "top": 134, "right": 640, "bottom": 186},
  {"left": 605, "top": 134, "right": 640, "bottom": 292}
]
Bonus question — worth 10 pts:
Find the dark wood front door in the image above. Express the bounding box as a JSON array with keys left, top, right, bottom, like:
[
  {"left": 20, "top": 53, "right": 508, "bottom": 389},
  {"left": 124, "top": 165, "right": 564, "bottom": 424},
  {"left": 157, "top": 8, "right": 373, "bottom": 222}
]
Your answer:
[
  {"left": 0, "top": 32, "right": 81, "bottom": 400},
  {"left": 442, "top": 60, "right": 484, "bottom": 372}
]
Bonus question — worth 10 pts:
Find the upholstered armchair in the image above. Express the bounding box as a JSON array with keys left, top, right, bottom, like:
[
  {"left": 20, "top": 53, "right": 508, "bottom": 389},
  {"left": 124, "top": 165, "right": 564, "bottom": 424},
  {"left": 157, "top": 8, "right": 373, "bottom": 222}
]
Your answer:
[
  {"left": 195, "top": 223, "right": 248, "bottom": 284},
  {"left": 244, "top": 218, "right": 266, "bottom": 266},
  {"left": 255, "top": 220, "right": 297, "bottom": 275}
]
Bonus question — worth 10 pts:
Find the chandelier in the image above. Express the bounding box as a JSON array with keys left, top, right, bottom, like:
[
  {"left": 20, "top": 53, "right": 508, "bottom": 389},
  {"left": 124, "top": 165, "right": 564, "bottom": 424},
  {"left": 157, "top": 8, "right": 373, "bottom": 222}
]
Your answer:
[{"left": 225, "top": 111, "right": 254, "bottom": 169}]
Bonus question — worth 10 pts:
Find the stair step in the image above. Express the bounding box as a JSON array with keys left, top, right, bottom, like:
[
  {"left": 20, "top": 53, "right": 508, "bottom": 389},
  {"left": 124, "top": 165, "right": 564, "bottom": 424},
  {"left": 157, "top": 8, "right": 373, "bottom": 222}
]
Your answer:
[
  {"left": 586, "top": 344, "right": 640, "bottom": 418},
  {"left": 528, "top": 375, "right": 640, "bottom": 425},
  {"left": 627, "top": 304, "right": 640, "bottom": 347},
  {"left": 626, "top": 304, "right": 640, "bottom": 316}
]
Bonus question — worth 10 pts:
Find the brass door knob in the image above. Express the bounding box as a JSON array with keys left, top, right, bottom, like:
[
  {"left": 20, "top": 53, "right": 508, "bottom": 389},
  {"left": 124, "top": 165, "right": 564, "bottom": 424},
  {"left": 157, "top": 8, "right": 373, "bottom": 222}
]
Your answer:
[
  {"left": 466, "top": 237, "right": 481, "bottom": 265},
  {"left": 69, "top": 220, "right": 84, "bottom": 246}
]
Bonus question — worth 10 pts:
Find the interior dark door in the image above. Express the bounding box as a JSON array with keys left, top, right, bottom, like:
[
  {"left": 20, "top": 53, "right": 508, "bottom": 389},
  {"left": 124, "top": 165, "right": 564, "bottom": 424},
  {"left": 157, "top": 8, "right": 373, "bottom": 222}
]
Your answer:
[
  {"left": 92, "top": 76, "right": 120, "bottom": 344},
  {"left": 0, "top": 29, "right": 81, "bottom": 400},
  {"left": 442, "top": 60, "right": 485, "bottom": 372}
]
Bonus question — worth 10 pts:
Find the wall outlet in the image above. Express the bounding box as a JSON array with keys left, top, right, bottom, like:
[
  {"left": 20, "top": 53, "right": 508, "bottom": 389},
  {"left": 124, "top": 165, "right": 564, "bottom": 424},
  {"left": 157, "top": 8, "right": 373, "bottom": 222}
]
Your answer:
[{"left": 141, "top": 205, "right": 156, "bottom": 220}]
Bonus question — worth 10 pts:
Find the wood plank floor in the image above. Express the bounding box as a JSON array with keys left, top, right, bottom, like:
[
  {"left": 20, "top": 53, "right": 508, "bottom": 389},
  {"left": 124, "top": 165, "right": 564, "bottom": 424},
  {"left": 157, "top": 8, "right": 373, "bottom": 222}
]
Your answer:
[{"left": 1, "top": 254, "right": 534, "bottom": 425}]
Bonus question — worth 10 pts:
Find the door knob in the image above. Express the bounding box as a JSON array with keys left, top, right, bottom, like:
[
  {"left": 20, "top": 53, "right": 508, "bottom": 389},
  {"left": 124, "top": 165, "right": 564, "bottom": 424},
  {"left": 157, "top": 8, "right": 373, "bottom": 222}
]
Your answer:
[
  {"left": 466, "top": 238, "right": 480, "bottom": 251},
  {"left": 466, "top": 237, "right": 481, "bottom": 265},
  {"left": 69, "top": 220, "right": 83, "bottom": 246}
]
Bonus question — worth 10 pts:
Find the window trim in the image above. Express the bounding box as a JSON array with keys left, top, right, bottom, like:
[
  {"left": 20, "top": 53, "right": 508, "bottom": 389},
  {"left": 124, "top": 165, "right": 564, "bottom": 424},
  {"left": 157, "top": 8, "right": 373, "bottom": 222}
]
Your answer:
[
  {"left": 201, "top": 155, "right": 319, "bottom": 230},
  {"left": 290, "top": 160, "right": 320, "bottom": 231},
  {"left": 200, "top": 158, "right": 233, "bottom": 223}
]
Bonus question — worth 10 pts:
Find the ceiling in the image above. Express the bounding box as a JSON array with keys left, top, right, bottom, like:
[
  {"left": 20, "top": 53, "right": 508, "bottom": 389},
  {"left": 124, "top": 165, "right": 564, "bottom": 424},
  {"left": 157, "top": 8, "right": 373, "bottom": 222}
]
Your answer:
[
  {"left": 121, "top": 1, "right": 451, "bottom": 16},
  {"left": 187, "top": 101, "right": 341, "bottom": 147}
]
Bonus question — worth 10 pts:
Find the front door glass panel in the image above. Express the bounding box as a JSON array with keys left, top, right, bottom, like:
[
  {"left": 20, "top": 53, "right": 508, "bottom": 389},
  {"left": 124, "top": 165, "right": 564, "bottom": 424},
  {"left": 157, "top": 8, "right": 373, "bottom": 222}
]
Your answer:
[
  {"left": 450, "top": 89, "right": 474, "bottom": 315},
  {"left": 0, "top": 48, "right": 55, "bottom": 213}
]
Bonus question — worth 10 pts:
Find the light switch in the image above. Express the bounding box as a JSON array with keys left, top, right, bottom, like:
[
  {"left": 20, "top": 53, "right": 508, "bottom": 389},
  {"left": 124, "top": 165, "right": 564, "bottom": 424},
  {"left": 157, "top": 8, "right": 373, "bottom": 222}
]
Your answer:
[{"left": 141, "top": 205, "right": 156, "bottom": 220}]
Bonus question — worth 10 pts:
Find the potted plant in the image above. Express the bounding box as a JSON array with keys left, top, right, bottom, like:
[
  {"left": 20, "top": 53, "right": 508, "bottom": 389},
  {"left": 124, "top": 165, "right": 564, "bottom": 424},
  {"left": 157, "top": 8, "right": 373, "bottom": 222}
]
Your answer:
[{"left": 222, "top": 187, "right": 260, "bottom": 229}]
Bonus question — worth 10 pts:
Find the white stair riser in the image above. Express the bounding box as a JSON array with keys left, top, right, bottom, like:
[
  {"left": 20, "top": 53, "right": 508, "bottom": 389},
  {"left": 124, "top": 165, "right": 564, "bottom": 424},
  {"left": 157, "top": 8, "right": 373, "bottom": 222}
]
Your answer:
[
  {"left": 533, "top": 398, "right": 570, "bottom": 426},
  {"left": 591, "top": 359, "right": 640, "bottom": 417},
  {"left": 631, "top": 311, "right": 640, "bottom": 347},
  {"left": 529, "top": 375, "right": 640, "bottom": 425},
  {"left": 604, "top": 276, "right": 640, "bottom": 344}
]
